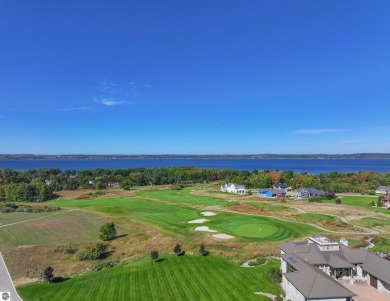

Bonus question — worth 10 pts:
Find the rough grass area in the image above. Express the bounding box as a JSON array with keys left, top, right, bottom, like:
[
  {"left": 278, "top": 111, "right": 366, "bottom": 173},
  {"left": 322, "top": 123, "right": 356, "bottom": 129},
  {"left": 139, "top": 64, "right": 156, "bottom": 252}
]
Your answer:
[
  {"left": 137, "top": 186, "right": 227, "bottom": 206},
  {"left": 370, "top": 237, "right": 390, "bottom": 252},
  {"left": 48, "top": 197, "right": 317, "bottom": 242},
  {"left": 247, "top": 202, "right": 290, "bottom": 211},
  {"left": 296, "top": 213, "right": 335, "bottom": 221},
  {"left": 362, "top": 217, "right": 390, "bottom": 227},
  {"left": 17, "top": 255, "right": 283, "bottom": 301},
  {"left": 0, "top": 210, "right": 109, "bottom": 249}
]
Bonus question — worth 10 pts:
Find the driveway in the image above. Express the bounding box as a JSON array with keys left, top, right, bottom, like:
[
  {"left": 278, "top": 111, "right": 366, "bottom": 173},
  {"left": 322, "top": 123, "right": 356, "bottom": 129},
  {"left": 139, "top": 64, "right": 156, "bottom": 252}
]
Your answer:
[
  {"left": 0, "top": 252, "right": 23, "bottom": 301},
  {"left": 339, "top": 279, "right": 390, "bottom": 301}
]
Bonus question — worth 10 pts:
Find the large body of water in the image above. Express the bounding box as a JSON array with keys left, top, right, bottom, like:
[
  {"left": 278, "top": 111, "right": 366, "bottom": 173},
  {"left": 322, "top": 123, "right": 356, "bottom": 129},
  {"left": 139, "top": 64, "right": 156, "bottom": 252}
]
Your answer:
[{"left": 0, "top": 158, "right": 390, "bottom": 174}]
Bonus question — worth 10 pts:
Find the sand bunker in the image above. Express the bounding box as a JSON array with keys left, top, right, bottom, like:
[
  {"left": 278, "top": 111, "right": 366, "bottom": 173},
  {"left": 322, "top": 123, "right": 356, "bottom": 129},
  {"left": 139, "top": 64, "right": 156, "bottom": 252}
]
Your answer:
[
  {"left": 212, "top": 234, "right": 235, "bottom": 239},
  {"left": 201, "top": 211, "right": 217, "bottom": 216},
  {"left": 187, "top": 219, "right": 209, "bottom": 224},
  {"left": 194, "top": 226, "right": 217, "bottom": 232}
]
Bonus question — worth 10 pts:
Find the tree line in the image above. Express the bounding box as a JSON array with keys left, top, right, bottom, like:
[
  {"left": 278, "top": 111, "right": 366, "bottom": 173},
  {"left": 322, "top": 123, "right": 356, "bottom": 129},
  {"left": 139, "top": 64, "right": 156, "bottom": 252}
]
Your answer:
[{"left": 1, "top": 168, "right": 390, "bottom": 202}]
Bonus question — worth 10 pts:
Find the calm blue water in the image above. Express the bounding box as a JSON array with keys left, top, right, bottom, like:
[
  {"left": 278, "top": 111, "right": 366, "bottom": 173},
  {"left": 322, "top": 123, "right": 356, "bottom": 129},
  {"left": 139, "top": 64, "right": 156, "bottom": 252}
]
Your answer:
[{"left": 0, "top": 158, "right": 390, "bottom": 174}]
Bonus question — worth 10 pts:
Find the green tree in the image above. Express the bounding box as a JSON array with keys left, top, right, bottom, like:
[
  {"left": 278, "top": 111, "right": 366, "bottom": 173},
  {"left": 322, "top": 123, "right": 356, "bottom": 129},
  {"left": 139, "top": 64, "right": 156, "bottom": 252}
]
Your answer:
[
  {"left": 99, "top": 222, "right": 116, "bottom": 241},
  {"left": 120, "top": 179, "right": 132, "bottom": 190},
  {"left": 151, "top": 250, "right": 159, "bottom": 262},
  {"left": 42, "top": 266, "right": 54, "bottom": 282},
  {"left": 173, "top": 244, "right": 182, "bottom": 255},
  {"left": 199, "top": 244, "right": 209, "bottom": 256}
]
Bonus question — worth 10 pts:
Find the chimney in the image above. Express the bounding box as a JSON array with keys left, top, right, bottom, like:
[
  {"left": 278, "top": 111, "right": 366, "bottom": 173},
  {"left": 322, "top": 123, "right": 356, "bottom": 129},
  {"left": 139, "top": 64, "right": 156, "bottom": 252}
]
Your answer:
[{"left": 340, "top": 237, "right": 348, "bottom": 246}]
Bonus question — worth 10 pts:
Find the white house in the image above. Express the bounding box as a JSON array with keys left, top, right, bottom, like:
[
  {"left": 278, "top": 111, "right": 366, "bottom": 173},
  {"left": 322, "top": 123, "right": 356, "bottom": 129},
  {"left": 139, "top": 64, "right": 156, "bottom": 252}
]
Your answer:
[
  {"left": 280, "top": 235, "right": 390, "bottom": 301},
  {"left": 376, "top": 186, "right": 390, "bottom": 194},
  {"left": 220, "top": 183, "right": 246, "bottom": 194}
]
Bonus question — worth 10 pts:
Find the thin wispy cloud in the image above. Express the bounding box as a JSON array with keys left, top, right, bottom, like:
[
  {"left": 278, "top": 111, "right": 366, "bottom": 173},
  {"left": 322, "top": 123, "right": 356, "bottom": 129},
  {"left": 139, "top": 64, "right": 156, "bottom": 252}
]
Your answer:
[
  {"left": 57, "top": 106, "right": 93, "bottom": 112},
  {"left": 94, "top": 79, "right": 153, "bottom": 106},
  {"left": 291, "top": 129, "right": 348, "bottom": 135},
  {"left": 94, "top": 98, "right": 132, "bottom": 106}
]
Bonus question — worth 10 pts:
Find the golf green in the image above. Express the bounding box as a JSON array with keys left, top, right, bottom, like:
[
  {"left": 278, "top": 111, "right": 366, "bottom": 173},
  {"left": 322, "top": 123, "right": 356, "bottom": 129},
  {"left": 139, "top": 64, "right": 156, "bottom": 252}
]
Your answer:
[{"left": 235, "top": 223, "right": 279, "bottom": 238}]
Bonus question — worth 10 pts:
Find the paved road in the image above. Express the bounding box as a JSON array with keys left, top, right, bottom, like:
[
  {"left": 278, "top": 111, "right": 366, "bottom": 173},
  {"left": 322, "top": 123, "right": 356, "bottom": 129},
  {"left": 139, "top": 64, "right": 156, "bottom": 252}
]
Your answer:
[{"left": 0, "top": 252, "right": 23, "bottom": 301}]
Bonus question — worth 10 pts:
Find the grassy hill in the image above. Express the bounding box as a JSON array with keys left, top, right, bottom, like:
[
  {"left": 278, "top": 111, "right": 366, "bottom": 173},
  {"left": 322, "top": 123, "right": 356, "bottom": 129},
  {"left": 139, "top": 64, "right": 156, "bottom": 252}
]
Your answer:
[{"left": 18, "top": 255, "right": 283, "bottom": 301}]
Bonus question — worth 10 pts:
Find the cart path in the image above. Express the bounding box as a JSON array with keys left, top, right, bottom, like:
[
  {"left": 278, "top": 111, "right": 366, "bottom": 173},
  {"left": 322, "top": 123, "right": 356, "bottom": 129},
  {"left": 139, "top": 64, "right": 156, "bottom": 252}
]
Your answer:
[{"left": 0, "top": 252, "right": 23, "bottom": 301}]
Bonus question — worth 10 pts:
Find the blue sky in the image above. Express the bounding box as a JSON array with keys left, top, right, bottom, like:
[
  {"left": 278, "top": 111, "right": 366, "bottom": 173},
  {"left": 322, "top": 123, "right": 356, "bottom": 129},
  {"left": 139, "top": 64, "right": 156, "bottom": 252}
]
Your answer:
[{"left": 1, "top": 1, "right": 390, "bottom": 154}]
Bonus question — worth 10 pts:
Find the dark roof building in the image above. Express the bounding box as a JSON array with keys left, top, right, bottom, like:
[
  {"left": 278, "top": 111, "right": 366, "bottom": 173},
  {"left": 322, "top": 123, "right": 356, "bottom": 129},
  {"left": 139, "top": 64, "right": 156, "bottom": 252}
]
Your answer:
[{"left": 280, "top": 236, "right": 390, "bottom": 301}]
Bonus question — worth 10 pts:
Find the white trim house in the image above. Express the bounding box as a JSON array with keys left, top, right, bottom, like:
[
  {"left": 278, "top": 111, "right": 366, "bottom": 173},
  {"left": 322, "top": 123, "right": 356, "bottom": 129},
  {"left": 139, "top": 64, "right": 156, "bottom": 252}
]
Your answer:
[{"left": 220, "top": 183, "right": 246, "bottom": 194}]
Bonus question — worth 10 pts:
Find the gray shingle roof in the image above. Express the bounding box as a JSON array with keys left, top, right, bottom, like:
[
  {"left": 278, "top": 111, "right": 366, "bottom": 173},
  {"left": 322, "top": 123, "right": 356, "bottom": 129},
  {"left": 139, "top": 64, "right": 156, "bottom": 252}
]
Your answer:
[
  {"left": 361, "top": 252, "right": 390, "bottom": 284},
  {"left": 282, "top": 254, "right": 355, "bottom": 299},
  {"left": 267, "top": 188, "right": 286, "bottom": 194},
  {"left": 377, "top": 185, "right": 390, "bottom": 191}
]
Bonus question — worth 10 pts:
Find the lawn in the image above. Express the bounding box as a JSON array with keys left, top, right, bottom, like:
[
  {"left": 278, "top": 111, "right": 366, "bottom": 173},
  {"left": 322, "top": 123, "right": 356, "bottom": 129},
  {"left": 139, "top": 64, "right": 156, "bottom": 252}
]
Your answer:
[
  {"left": 17, "top": 255, "right": 283, "bottom": 301},
  {"left": 361, "top": 217, "right": 390, "bottom": 227},
  {"left": 0, "top": 210, "right": 109, "bottom": 249},
  {"left": 323, "top": 196, "right": 390, "bottom": 214},
  {"left": 48, "top": 197, "right": 318, "bottom": 242},
  {"left": 0, "top": 211, "right": 58, "bottom": 226}
]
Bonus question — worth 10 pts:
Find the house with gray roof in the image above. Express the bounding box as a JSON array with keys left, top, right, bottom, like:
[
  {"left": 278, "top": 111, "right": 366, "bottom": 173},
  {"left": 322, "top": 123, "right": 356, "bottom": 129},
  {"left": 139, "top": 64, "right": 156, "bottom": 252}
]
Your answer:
[
  {"left": 220, "top": 183, "right": 246, "bottom": 194},
  {"left": 258, "top": 188, "right": 286, "bottom": 198},
  {"left": 273, "top": 182, "right": 292, "bottom": 191},
  {"left": 295, "top": 188, "right": 326, "bottom": 199},
  {"left": 376, "top": 185, "right": 390, "bottom": 194},
  {"left": 280, "top": 235, "right": 390, "bottom": 301}
]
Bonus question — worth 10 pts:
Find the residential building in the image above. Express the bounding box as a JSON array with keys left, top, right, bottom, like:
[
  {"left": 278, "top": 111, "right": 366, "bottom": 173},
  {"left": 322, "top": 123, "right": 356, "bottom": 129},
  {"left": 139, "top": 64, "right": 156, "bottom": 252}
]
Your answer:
[
  {"left": 258, "top": 188, "right": 286, "bottom": 198},
  {"left": 376, "top": 186, "right": 390, "bottom": 194},
  {"left": 273, "top": 183, "right": 292, "bottom": 191},
  {"left": 220, "top": 183, "right": 246, "bottom": 194},
  {"left": 295, "top": 188, "right": 326, "bottom": 199},
  {"left": 280, "top": 235, "right": 390, "bottom": 301},
  {"left": 381, "top": 193, "right": 390, "bottom": 209}
]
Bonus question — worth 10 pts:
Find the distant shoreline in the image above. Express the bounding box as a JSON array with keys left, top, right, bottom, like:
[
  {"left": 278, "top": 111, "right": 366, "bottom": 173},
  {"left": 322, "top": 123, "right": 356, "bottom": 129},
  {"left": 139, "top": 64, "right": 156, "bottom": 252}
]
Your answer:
[{"left": 1, "top": 153, "right": 390, "bottom": 160}]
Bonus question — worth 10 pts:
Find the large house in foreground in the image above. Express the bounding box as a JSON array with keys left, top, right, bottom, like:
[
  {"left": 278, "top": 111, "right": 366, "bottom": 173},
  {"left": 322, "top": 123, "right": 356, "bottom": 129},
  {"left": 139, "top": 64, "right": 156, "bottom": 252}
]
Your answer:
[
  {"left": 295, "top": 188, "right": 326, "bottom": 199},
  {"left": 280, "top": 236, "right": 390, "bottom": 301},
  {"left": 220, "top": 183, "right": 246, "bottom": 194}
]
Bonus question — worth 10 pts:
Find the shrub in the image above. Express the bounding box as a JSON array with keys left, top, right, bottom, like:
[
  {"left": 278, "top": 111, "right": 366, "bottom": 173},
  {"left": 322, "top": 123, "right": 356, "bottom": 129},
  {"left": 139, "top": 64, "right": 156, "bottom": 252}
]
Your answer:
[
  {"left": 171, "top": 184, "right": 183, "bottom": 190},
  {"left": 42, "top": 266, "right": 54, "bottom": 282},
  {"left": 94, "top": 261, "right": 116, "bottom": 271},
  {"left": 248, "top": 257, "right": 266, "bottom": 266},
  {"left": 308, "top": 196, "right": 323, "bottom": 203},
  {"left": 151, "top": 250, "right": 159, "bottom": 262},
  {"left": 368, "top": 201, "right": 375, "bottom": 206},
  {"left": 335, "top": 198, "right": 342, "bottom": 204},
  {"left": 173, "top": 244, "right": 183, "bottom": 255},
  {"left": 199, "top": 244, "right": 209, "bottom": 256},
  {"left": 1, "top": 207, "right": 15, "bottom": 213},
  {"left": 99, "top": 222, "right": 116, "bottom": 241},
  {"left": 75, "top": 243, "right": 107, "bottom": 261},
  {"left": 267, "top": 266, "right": 281, "bottom": 283}
]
